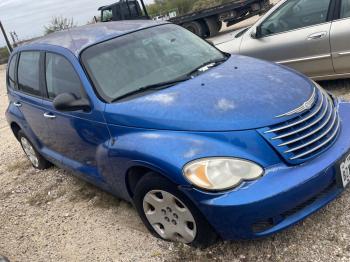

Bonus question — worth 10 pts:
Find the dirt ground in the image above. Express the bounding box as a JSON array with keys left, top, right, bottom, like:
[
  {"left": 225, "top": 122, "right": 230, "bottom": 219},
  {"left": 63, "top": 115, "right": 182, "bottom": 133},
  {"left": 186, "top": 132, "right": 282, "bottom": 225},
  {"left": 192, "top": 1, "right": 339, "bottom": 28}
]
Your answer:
[{"left": 2, "top": 67, "right": 350, "bottom": 260}]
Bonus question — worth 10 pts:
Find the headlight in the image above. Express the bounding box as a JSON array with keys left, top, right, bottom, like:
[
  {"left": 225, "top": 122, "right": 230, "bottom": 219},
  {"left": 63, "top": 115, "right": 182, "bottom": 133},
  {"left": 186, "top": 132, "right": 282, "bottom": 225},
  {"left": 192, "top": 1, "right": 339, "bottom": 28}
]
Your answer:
[{"left": 183, "top": 158, "right": 264, "bottom": 191}]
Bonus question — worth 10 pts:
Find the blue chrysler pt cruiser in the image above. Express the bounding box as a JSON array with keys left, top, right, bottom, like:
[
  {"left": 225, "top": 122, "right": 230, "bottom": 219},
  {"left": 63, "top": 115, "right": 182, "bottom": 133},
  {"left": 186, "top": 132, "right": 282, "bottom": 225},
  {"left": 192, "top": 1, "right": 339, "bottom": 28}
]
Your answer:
[{"left": 5, "top": 21, "right": 350, "bottom": 247}]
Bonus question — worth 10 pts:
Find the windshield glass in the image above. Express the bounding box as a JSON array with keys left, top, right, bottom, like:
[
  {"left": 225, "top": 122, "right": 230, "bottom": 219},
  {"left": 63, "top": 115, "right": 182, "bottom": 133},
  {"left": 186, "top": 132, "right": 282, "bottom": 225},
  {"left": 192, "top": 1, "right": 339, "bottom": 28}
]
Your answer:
[{"left": 81, "top": 24, "right": 225, "bottom": 102}]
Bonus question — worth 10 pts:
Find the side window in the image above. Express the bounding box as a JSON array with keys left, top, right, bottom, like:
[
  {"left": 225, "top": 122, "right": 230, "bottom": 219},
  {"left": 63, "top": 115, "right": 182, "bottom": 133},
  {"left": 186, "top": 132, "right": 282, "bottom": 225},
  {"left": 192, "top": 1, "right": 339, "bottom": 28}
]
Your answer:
[
  {"left": 7, "top": 54, "right": 17, "bottom": 90},
  {"left": 102, "top": 8, "right": 113, "bottom": 22},
  {"left": 341, "top": 0, "right": 350, "bottom": 18},
  {"left": 260, "top": 0, "right": 331, "bottom": 37},
  {"left": 45, "top": 53, "right": 82, "bottom": 100},
  {"left": 18, "top": 52, "right": 41, "bottom": 96}
]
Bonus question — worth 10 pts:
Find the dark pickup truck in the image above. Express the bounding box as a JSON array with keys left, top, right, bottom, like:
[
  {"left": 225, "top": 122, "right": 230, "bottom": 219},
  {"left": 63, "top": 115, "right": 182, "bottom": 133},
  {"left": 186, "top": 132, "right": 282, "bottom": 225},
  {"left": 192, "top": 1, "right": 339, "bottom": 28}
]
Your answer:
[{"left": 99, "top": 0, "right": 272, "bottom": 38}]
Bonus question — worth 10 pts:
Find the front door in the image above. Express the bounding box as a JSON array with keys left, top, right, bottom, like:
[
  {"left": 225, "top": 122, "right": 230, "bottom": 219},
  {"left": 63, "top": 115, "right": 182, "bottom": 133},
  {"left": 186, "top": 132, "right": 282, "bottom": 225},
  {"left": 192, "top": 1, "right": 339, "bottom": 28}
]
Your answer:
[
  {"left": 41, "top": 52, "right": 110, "bottom": 183},
  {"left": 330, "top": 0, "right": 350, "bottom": 74},
  {"left": 240, "top": 0, "right": 334, "bottom": 77}
]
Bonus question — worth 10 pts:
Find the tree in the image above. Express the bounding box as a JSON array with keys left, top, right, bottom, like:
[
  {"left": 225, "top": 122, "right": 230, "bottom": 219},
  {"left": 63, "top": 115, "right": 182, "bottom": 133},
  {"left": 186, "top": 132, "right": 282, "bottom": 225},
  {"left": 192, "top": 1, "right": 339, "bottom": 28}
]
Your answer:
[
  {"left": 192, "top": 0, "right": 222, "bottom": 11},
  {"left": 0, "top": 46, "right": 9, "bottom": 65},
  {"left": 44, "top": 16, "right": 76, "bottom": 35},
  {"left": 147, "top": 0, "right": 197, "bottom": 17}
]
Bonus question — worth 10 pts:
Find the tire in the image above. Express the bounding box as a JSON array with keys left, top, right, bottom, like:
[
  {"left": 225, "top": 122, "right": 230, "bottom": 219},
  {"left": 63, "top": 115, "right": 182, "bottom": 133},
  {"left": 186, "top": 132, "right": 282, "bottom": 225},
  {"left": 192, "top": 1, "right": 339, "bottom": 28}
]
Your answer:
[
  {"left": 133, "top": 172, "right": 218, "bottom": 247},
  {"left": 182, "top": 21, "right": 205, "bottom": 38},
  {"left": 204, "top": 17, "right": 221, "bottom": 37},
  {"left": 18, "top": 130, "right": 52, "bottom": 170}
]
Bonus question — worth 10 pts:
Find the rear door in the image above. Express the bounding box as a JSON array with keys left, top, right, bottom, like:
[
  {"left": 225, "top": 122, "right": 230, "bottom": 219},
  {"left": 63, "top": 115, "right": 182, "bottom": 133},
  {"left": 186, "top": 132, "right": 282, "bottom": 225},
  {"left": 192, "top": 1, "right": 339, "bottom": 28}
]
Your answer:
[
  {"left": 330, "top": 0, "right": 350, "bottom": 74},
  {"left": 240, "top": 0, "right": 334, "bottom": 77},
  {"left": 13, "top": 51, "right": 51, "bottom": 148}
]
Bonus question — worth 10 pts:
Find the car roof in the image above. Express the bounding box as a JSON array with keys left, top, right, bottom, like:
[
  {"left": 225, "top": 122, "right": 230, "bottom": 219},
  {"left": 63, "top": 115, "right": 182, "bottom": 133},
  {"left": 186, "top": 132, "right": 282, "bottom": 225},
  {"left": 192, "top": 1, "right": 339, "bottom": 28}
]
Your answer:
[{"left": 28, "top": 20, "right": 167, "bottom": 56}]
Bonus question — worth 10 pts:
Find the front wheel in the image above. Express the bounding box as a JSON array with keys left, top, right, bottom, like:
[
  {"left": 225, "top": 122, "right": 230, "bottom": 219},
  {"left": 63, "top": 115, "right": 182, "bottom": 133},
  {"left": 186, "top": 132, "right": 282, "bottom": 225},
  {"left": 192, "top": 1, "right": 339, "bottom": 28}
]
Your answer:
[{"left": 133, "top": 173, "right": 218, "bottom": 247}]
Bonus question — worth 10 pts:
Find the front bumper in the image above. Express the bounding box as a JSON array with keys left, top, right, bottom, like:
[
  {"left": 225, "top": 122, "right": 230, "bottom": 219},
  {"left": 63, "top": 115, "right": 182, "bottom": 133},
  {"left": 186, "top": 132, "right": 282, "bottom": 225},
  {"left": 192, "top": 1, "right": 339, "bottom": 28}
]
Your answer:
[{"left": 182, "top": 102, "right": 350, "bottom": 240}]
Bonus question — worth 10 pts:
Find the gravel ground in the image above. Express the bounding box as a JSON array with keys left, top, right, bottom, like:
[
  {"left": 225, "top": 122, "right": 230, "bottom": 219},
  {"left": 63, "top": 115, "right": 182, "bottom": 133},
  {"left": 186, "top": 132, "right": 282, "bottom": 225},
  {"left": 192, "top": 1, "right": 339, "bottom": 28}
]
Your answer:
[{"left": 1, "top": 67, "right": 350, "bottom": 261}]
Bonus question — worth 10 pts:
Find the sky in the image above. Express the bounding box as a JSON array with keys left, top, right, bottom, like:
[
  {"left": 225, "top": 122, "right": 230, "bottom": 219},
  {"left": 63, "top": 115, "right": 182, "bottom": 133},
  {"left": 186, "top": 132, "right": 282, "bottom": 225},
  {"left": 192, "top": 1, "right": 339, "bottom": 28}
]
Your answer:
[{"left": 0, "top": 0, "right": 154, "bottom": 47}]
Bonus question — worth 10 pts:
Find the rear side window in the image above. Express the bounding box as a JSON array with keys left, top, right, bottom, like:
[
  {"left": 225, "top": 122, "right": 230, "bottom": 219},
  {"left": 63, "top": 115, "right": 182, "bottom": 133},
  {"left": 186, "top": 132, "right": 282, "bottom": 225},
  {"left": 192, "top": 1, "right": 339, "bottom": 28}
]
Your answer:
[
  {"left": 7, "top": 54, "right": 17, "bottom": 89},
  {"left": 341, "top": 0, "right": 350, "bottom": 18},
  {"left": 18, "top": 52, "right": 41, "bottom": 96},
  {"left": 102, "top": 8, "right": 113, "bottom": 22},
  {"left": 45, "top": 53, "right": 82, "bottom": 100}
]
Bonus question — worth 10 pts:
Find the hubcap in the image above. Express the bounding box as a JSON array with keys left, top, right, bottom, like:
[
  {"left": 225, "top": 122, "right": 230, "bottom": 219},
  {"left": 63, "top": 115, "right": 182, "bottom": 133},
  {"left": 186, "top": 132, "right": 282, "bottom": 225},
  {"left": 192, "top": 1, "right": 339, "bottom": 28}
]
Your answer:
[
  {"left": 143, "top": 190, "right": 197, "bottom": 243},
  {"left": 20, "top": 137, "right": 39, "bottom": 167}
]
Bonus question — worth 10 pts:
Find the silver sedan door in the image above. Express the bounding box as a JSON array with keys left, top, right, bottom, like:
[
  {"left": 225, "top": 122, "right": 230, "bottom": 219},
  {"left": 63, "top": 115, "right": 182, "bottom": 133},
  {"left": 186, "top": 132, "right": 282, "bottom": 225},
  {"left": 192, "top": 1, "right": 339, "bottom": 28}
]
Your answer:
[
  {"left": 239, "top": 0, "right": 334, "bottom": 78},
  {"left": 330, "top": 0, "right": 350, "bottom": 75}
]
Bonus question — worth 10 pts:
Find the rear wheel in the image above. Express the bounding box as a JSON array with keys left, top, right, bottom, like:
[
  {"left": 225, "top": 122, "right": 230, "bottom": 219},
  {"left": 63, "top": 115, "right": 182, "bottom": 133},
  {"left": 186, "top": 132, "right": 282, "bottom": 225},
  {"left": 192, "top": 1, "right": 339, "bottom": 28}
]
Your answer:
[
  {"left": 133, "top": 173, "right": 218, "bottom": 247},
  {"left": 204, "top": 17, "right": 222, "bottom": 37},
  {"left": 18, "top": 130, "right": 52, "bottom": 170},
  {"left": 182, "top": 21, "right": 205, "bottom": 38}
]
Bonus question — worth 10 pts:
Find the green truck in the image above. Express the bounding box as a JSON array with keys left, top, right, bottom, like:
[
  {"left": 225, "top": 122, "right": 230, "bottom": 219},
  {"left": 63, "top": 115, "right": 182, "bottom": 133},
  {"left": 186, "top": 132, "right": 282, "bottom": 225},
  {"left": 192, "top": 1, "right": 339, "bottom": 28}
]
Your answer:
[{"left": 98, "top": 0, "right": 271, "bottom": 38}]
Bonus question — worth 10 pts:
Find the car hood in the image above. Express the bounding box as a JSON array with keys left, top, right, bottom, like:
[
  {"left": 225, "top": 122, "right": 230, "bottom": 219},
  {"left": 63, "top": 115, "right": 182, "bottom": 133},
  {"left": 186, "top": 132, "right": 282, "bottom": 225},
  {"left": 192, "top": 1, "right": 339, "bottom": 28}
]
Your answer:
[
  {"left": 104, "top": 55, "right": 315, "bottom": 131},
  {"left": 210, "top": 27, "right": 247, "bottom": 46},
  {"left": 216, "top": 34, "right": 242, "bottom": 54}
]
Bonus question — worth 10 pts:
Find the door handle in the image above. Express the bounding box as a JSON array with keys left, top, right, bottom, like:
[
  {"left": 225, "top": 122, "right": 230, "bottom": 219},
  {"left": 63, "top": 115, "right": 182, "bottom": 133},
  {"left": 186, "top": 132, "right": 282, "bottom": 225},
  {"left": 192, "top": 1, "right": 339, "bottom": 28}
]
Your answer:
[
  {"left": 307, "top": 32, "right": 327, "bottom": 40},
  {"left": 13, "top": 102, "right": 22, "bottom": 107},
  {"left": 43, "top": 112, "right": 56, "bottom": 119}
]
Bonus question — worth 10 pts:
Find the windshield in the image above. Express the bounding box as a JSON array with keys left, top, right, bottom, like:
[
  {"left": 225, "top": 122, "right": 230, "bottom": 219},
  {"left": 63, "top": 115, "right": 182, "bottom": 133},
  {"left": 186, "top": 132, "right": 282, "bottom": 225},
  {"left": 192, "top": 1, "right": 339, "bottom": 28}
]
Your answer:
[{"left": 81, "top": 24, "right": 226, "bottom": 102}]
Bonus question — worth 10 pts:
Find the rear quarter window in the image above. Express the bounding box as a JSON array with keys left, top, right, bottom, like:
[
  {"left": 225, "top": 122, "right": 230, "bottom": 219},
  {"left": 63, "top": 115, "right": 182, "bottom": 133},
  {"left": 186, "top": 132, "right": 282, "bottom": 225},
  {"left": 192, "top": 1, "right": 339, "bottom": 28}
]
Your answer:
[
  {"left": 18, "top": 51, "right": 41, "bottom": 96},
  {"left": 7, "top": 54, "right": 18, "bottom": 90}
]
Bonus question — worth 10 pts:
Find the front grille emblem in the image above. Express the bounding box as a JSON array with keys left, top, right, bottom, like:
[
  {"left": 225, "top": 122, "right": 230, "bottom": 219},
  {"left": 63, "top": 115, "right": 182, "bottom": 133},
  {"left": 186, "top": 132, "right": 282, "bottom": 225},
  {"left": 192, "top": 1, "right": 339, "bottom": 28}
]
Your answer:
[{"left": 276, "top": 87, "right": 316, "bottom": 118}]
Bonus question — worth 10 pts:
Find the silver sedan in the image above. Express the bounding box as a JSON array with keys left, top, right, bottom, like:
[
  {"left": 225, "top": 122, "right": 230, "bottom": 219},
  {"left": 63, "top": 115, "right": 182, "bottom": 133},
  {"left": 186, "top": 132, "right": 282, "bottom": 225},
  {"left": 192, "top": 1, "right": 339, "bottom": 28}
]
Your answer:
[{"left": 217, "top": 0, "right": 350, "bottom": 80}]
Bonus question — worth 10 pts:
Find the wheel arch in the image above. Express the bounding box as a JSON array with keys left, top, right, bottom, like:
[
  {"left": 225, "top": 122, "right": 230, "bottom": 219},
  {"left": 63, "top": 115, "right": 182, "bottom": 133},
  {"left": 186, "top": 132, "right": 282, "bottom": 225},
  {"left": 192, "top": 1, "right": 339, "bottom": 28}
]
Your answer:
[
  {"left": 125, "top": 163, "right": 181, "bottom": 199},
  {"left": 10, "top": 122, "right": 22, "bottom": 141}
]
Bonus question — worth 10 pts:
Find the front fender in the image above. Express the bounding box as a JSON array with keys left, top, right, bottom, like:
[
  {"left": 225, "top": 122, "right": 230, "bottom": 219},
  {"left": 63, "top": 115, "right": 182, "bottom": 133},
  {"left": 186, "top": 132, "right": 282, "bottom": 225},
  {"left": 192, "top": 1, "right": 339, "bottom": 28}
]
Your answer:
[{"left": 106, "top": 124, "right": 282, "bottom": 199}]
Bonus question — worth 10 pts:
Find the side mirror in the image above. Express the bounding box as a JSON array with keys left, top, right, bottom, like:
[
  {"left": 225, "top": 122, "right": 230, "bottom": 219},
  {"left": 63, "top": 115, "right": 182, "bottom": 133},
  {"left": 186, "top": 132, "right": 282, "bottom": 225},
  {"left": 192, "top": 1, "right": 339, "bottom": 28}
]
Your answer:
[
  {"left": 250, "top": 26, "right": 262, "bottom": 39},
  {"left": 53, "top": 93, "right": 91, "bottom": 112}
]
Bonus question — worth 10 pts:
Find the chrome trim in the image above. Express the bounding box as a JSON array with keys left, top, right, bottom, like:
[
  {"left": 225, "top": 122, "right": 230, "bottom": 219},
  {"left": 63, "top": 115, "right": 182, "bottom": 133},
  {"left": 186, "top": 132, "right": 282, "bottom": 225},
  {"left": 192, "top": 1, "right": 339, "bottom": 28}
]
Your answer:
[
  {"left": 338, "top": 51, "right": 350, "bottom": 56},
  {"left": 43, "top": 112, "right": 56, "bottom": 119},
  {"left": 275, "top": 87, "right": 316, "bottom": 118},
  {"left": 13, "top": 102, "right": 22, "bottom": 107},
  {"left": 277, "top": 54, "right": 331, "bottom": 65},
  {"left": 276, "top": 95, "right": 330, "bottom": 143},
  {"left": 311, "top": 72, "right": 350, "bottom": 81},
  {"left": 289, "top": 118, "right": 340, "bottom": 160},
  {"left": 284, "top": 110, "right": 336, "bottom": 153},
  {"left": 265, "top": 89, "right": 323, "bottom": 133},
  {"left": 307, "top": 32, "right": 327, "bottom": 40}
]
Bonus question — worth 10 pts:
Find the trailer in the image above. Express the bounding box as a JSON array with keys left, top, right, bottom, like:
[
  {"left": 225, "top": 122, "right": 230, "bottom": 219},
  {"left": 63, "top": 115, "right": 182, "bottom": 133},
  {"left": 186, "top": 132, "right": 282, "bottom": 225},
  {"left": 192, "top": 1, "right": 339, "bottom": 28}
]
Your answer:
[{"left": 98, "top": 0, "right": 272, "bottom": 38}]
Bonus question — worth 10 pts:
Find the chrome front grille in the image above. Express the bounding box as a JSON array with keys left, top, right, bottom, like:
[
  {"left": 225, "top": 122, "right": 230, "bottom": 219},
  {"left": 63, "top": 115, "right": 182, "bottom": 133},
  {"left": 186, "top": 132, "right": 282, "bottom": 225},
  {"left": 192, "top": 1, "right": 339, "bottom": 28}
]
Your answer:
[{"left": 259, "top": 87, "right": 340, "bottom": 164}]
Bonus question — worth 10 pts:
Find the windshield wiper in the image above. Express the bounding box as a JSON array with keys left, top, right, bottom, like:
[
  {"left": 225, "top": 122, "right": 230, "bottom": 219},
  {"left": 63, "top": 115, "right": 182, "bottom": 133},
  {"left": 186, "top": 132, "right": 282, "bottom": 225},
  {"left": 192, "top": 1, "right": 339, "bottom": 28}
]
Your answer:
[
  {"left": 187, "top": 57, "right": 229, "bottom": 77},
  {"left": 111, "top": 76, "right": 192, "bottom": 103}
]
